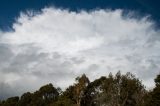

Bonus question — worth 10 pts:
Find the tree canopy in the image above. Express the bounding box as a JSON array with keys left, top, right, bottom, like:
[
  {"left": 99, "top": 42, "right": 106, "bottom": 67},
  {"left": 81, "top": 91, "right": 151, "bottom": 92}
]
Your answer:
[{"left": 0, "top": 72, "right": 160, "bottom": 106}]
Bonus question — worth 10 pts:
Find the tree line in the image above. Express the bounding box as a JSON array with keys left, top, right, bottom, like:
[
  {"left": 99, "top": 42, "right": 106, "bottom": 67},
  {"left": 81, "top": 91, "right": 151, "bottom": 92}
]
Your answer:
[{"left": 0, "top": 71, "right": 160, "bottom": 106}]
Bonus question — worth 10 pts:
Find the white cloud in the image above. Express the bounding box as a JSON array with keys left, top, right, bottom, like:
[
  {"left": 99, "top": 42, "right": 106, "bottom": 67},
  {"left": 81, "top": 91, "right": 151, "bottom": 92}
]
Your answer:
[{"left": 0, "top": 7, "right": 160, "bottom": 99}]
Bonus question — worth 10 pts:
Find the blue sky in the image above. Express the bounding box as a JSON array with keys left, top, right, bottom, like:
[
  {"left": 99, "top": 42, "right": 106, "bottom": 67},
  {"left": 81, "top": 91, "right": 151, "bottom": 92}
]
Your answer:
[
  {"left": 0, "top": 0, "right": 160, "bottom": 30},
  {"left": 0, "top": 0, "right": 160, "bottom": 99}
]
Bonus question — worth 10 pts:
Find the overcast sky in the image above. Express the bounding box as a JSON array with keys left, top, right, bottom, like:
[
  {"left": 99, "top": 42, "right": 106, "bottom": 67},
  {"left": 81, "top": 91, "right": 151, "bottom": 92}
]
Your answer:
[{"left": 0, "top": 1, "right": 160, "bottom": 99}]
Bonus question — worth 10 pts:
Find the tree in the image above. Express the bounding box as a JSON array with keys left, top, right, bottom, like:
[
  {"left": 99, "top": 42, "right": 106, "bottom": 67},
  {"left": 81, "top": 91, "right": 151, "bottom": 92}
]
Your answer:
[
  {"left": 0, "top": 72, "right": 152, "bottom": 106},
  {"left": 17, "top": 92, "right": 32, "bottom": 106},
  {"left": 0, "top": 101, "right": 2, "bottom": 106},
  {"left": 74, "top": 74, "right": 90, "bottom": 106},
  {"left": 81, "top": 72, "right": 146, "bottom": 106},
  {"left": 51, "top": 96, "right": 75, "bottom": 106},
  {"left": 39, "top": 83, "right": 59, "bottom": 102},
  {"left": 118, "top": 72, "right": 146, "bottom": 106},
  {"left": 3, "top": 96, "right": 19, "bottom": 106},
  {"left": 155, "top": 74, "right": 160, "bottom": 86},
  {"left": 63, "top": 85, "right": 77, "bottom": 104},
  {"left": 81, "top": 76, "right": 107, "bottom": 106},
  {"left": 30, "top": 83, "right": 59, "bottom": 106},
  {"left": 148, "top": 74, "right": 160, "bottom": 106}
]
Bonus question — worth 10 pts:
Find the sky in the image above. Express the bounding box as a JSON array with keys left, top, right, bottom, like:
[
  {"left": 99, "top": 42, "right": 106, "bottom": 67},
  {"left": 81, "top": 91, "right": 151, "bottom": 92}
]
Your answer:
[{"left": 0, "top": 0, "right": 160, "bottom": 99}]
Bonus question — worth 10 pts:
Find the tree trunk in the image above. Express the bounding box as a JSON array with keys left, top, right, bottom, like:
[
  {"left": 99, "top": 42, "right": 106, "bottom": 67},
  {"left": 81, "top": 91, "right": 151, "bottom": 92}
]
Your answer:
[{"left": 77, "top": 99, "right": 80, "bottom": 106}]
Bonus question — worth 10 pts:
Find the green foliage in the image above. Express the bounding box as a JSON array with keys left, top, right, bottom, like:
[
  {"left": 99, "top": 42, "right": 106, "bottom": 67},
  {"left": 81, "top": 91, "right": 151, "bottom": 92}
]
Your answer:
[
  {"left": 74, "top": 74, "right": 90, "bottom": 106},
  {"left": 81, "top": 71, "right": 146, "bottom": 106},
  {"left": 39, "top": 83, "right": 59, "bottom": 102},
  {"left": 147, "top": 74, "right": 160, "bottom": 106},
  {"left": 1, "top": 72, "right": 160, "bottom": 106},
  {"left": 51, "top": 96, "right": 75, "bottom": 106},
  {"left": 155, "top": 74, "right": 160, "bottom": 86},
  {"left": 3, "top": 97, "right": 19, "bottom": 106},
  {"left": 17, "top": 92, "right": 32, "bottom": 106},
  {"left": 29, "top": 83, "right": 59, "bottom": 106}
]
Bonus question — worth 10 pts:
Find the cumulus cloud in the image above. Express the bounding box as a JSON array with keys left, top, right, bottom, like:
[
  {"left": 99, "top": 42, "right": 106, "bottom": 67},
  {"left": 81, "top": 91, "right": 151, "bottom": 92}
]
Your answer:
[{"left": 0, "top": 7, "right": 160, "bottom": 99}]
